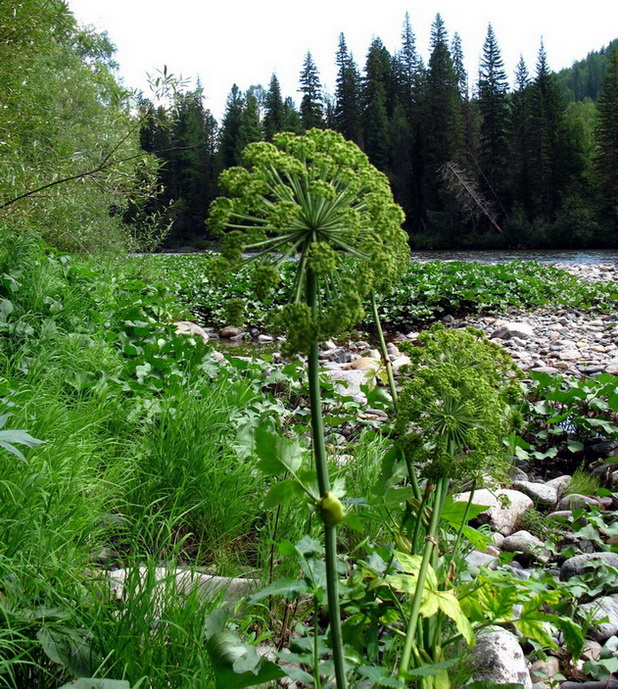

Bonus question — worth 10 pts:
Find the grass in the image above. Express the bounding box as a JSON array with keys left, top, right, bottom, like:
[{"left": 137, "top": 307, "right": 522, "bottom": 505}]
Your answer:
[
  {"left": 565, "top": 465, "right": 602, "bottom": 496},
  {"left": 2, "top": 229, "right": 617, "bottom": 687},
  {"left": 0, "top": 228, "right": 297, "bottom": 686}
]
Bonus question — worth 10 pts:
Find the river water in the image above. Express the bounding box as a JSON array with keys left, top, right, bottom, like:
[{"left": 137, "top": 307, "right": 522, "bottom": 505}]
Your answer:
[{"left": 409, "top": 249, "right": 618, "bottom": 265}]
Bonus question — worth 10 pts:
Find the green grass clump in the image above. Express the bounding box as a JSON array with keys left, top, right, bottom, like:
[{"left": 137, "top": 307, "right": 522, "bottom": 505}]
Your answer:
[
  {"left": 0, "top": 227, "right": 301, "bottom": 686},
  {"left": 565, "top": 465, "right": 602, "bottom": 496}
]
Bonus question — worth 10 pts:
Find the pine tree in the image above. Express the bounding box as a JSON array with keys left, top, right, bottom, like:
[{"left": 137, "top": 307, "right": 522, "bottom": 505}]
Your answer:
[
  {"left": 237, "top": 92, "right": 263, "bottom": 151},
  {"left": 593, "top": 48, "right": 618, "bottom": 232},
  {"left": 528, "top": 42, "right": 568, "bottom": 221},
  {"left": 510, "top": 56, "right": 535, "bottom": 219},
  {"left": 299, "top": 51, "right": 325, "bottom": 130},
  {"left": 451, "top": 33, "right": 468, "bottom": 99},
  {"left": 419, "top": 14, "right": 466, "bottom": 242},
  {"left": 218, "top": 84, "right": 245, "bottom": 169},
  {"left": 263, "top": 74, "right": 285, "bottom": 141},
  {"left": 477, "top": 24, "right": 510, "bottom": 208},
  {"left": 363, "top": 38, "right": 392, "bottom": 170},
  {"left": 334, "top": 33, "right": 363, "bottom": 146}
]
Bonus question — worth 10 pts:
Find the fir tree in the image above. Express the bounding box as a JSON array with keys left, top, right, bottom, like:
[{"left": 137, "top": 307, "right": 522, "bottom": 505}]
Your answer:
[
  {"left": 529, "top": 42, "right": 568, "bottom": 221},
  {"left": 299, "top": 51, "right": 325, "bottom": 129},
  {"left": 510, "top": 56, "right": 534, "bottom": 219},
  {"left": 237, "top": 92, "right": 263, "bottom": 151},
  {"left": 477, "top": 24, "right": 510, "bottom": 208},
  {"left": 218, "top": 84, "right": 245, "bottom": 169},
  {"left": 451, "top": 33, "right": 468, "bottom": 99},
  {"left": 263, "top": 73, "right": 285, "bottom": 141},
  {"left": 363, "top": 38, "right": 392, "bottom": 170},
  {"left": 593, "top": 48, "right": 618, "bottom": 233},
  {"left": 334, "top": 33, "right": 363, "bottom": 146}
]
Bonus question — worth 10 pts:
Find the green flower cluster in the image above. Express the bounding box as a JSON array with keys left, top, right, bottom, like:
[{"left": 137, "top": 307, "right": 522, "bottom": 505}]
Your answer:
[
  {"left": 395, "top": 327, "right": 523, "bottom": 482},
  {"left": 206, "top": 129, "right": 410, "bottom": 352}
]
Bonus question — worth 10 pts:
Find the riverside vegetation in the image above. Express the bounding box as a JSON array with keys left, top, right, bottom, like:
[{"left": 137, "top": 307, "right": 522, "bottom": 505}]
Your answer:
[{"left": 1, "top": 135, "right": 618, "bottom": 689}]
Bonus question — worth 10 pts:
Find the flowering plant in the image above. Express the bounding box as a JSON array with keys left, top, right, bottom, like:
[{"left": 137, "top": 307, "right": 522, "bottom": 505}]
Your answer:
[{"left": 208, "top": 128, "right": 409, "bottom": 352}]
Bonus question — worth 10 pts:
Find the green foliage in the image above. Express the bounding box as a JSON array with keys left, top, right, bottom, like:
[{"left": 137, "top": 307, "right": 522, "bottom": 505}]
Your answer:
[
  {"left": 519, "top": 371, "right": 618, "bottom": 463},
  {"left": 0, "top": 1, "right": 158, "bottom": 252},
  {"left": 147, "top": 254, "right": 618, "bottom": 335}
]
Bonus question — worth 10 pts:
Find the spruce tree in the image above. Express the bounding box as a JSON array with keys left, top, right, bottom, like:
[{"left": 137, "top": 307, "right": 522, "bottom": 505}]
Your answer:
[
  {"left": 299, "top": 51, "right": 325, "bottom": 129},
  {"left": 528, "top": 42, "right": 568, "bottom": 221},
  {"left": 477, "top": 24, "right": 510, "bottom": 209},
  {"left": 593, "top": 48, "right": 618, "bottom": 233},
  {"left": 421, "top": 13, "right": 465, "bottom": 240},
  {"left": 363, "top": 38, "right": 392, "bottom": 171},
  {"left": 263, "top": 74, "right": 285, "bottom": 141},
  {"left": 334, "top": 33, "right": 363, "bottom": 146},
  {"left": 218, "top": 84, "right": 245, "bottom": 169}
]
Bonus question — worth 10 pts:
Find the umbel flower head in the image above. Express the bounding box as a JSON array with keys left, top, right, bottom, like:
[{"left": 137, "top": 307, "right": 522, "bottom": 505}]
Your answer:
[{"left": 207, "top": 129, "right": 410, "bottom": 353}]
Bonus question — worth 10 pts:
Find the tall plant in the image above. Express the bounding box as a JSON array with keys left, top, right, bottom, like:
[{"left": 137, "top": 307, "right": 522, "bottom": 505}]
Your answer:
[{"left": 208, "top": 128, "right": 409, "bottom": 687}]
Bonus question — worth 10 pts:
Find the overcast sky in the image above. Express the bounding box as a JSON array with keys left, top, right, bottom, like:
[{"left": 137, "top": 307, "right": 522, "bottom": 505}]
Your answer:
[{"left": 67, "top": 0, "right": 617, "bottom": 120}]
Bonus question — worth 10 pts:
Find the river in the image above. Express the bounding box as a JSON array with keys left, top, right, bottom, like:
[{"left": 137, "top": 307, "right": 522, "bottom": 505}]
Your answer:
[{"left": 409, "top": 249, "right": 618, "bottom": 265}]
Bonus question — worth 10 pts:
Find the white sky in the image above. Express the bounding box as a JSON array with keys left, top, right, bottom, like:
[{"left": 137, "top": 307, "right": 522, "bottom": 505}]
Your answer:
[{"left": 67, "top": 0, "right": 618, "bottom": 121}]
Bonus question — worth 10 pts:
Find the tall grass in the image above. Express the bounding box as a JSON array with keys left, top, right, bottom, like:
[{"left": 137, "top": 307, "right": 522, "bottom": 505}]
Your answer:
[{"left": 0, "top": 227, "right": 292, "bottom": 686}]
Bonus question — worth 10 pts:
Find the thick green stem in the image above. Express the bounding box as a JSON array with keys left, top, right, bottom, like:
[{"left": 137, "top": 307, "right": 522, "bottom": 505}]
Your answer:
[
  {"left": 370, "top": 291, "right": 398, "bottom": 405},
  {"left": 306, "top": 268, "right": 347, "bottom": 689},
  {"left": 397, "top": 479, "right": 449, "bottom": 682}
]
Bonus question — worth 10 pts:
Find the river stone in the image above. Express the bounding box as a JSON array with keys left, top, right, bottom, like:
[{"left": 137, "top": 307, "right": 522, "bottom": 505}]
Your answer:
[
  {"left": 558, "top": 493, "right": 600, "bottom": 510},
  {"left": 465, "top": 550, "right": 499, "bottom": 569},
  {"left": 453, "top": 488, "right": 533, "bottom": 536},
  {"left": 340, "top": 356, "right": 380, "bottom": 372},
  {"left": 219, "top": 325, "right": 244, "bottom": 338},
  {"left": 174, "top": 321, "right": 209, "bottom": 344},
  {"left": 323, "top": 368, "right": 371, "bottom": 403},
  {"left": 560, "top": 552, "right": 618, "bottom": 580},
  {"left": 512, "top": 480, "right": 557, "bottom": 507},
  {"left": 529, "top": 656, "right": 561, "bottom": 685},
  {"left": 491, "top": 322, "right": 534, "bottom": 340},
  {"left": 108, "top": 567, "right": 257, "bottom": 612},
  {"left": 501, "top": 530, "right": 550, "bottom": 563},
  {"left": 391, "top": 355, "right": 412, "bottom": 376},
  {"left": 545, "top": 475, "right": 572, "bottom": 497},
  {"left": 470, "top": 625, "right": 532, "bottom": 689},
  {"left": 579, "top": 595, "right": 618, "bottom": 641}
]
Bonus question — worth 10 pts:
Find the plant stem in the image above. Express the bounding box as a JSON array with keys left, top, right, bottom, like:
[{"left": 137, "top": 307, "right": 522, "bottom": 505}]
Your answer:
[
  {"left": 306, "top": 267, "right": 347, "bottom": 689},
  {"left": 370, "top": 290, "right": 398, "bottom": 405},
  {"left": 397, "top": 479, "right": 448, "bottom": 682}
]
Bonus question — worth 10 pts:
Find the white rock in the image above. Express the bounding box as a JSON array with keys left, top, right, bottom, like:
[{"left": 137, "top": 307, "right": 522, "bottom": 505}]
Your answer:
[
  {"left": 174, "top": 321, "right": 209, "bottom": 344},
  {"left": 501, "top": 530, "right": 550, "bottom": 563},
  {"left": 491, "top": 322, "right": 535, "bottom": 340},
  {"left": 512, "top": 480, "right": 557, "bottom": 507},
  {"left": 470, "top": 626, "right": 532, "bottom": 689},
  {"left": 560, "top": 552, "right": 618, "bottom": 580},
  {"left": 107, "top": 567, "right": 257, "bottom": 613},
  {"left": 545, "top": 475, "right": 572, "bottom": 497},
  {"left": 453, "top": 488, "right": 533, "bottom": 536},
  {"left": 558, "top": 493, "right": 600, "bottom": 510},
  {"left": 579, "top": 595, "right": 618, "bottom": 641}
]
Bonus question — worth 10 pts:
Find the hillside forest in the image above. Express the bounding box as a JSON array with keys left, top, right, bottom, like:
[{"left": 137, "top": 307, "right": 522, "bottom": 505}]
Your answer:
[{"left": 1, "top": 1, "right": 617, "bottom": 253}]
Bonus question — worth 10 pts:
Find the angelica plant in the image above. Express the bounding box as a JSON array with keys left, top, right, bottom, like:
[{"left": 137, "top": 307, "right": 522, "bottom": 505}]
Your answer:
[
  {"left": 393, "top": 327, "right": 523, "bottom": 684},
  {"left": 208, "top": 128, "right": 409, "bottom": 688}
]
